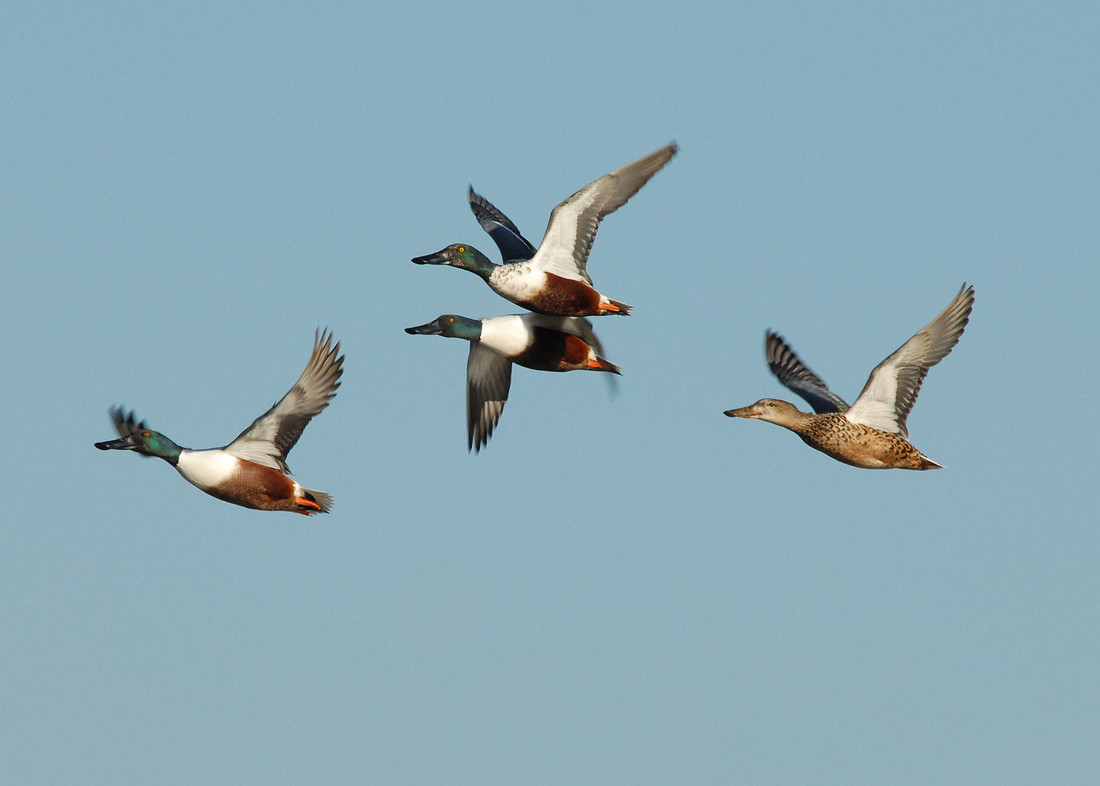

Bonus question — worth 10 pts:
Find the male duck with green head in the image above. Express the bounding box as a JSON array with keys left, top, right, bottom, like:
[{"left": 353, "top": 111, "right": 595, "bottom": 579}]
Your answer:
[
  {"left": 95, "top": 330, "right": 344, "bottom": 514},
  {"left": 406, "top": 313, "right": 620, "bottom": 452},
  {"left": 412, "top": 143, "right": 677, "bottom": 317}
]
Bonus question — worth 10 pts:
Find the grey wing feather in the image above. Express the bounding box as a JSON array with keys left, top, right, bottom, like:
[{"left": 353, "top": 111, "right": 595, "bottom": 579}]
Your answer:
[
  {"left": 534, "top": 143, "right": 677, "bottom": 283},
  {"left": 847, "top": 285, "right": 975, "bottom": 438},
  {"left": 765, "top": 331, "right": 849, "bottom": 413},
  {"left": 224, "top": 330, "right": 344, "bottom": 472},
  {"left": 466, "top": 343, "right": 512, "bottom": 452}
]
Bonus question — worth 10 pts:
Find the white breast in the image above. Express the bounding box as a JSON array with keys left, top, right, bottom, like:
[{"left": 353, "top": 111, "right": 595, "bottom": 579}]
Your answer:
[
  {"left": 478, "top": 315, "right": 534, "bottom": 357},
  {"left": 491, "top": 264, "right": 548, "bottom": 300},
  {"left": 176, "top": 449, "right": 240, "bottom": 491}
]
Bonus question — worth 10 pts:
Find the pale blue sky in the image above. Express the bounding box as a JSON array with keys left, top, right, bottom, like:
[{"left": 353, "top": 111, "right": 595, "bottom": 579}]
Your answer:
[{"left": 3, "top": 1, "right": 1099, "bottom": 783}]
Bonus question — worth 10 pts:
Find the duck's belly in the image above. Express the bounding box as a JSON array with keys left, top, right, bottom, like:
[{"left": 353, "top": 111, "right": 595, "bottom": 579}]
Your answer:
[
  {"left": 491, "top": 268, "right": 598, "bottom": 315},
  {"left": 800, "top": 425, "right": 927, "bottom": 470},
  {"left": 177, "top": 449, "right": 302, "bottom": 510}
]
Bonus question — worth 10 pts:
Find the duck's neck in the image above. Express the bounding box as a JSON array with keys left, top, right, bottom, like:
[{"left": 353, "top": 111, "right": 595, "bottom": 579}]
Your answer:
[
  {"left": 156, "top": 445, "right": 183, "bottom": 467},
  {"left": 785, "top": 411, "right": 840, "bottom": 438},
  {"left": 769, "top": 408, "right": 821, "bottom": 435},
  {"left": 463, "top": 248, "right": 498, "bottom": 280},
  {"left": 141, "top": 433, "right": 184, "bottom": 466}
]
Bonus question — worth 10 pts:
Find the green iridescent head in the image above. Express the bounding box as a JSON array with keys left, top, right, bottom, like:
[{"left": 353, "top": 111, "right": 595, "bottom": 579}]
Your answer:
[
  {"left": 411, "top": 244, "right": 496, "bottom": 277},
  {"left": 404, "top": 314, "right": 483, "bottom": 341},
  {"left": 95, "top": 409, "right": 183, "bottom": 465}
]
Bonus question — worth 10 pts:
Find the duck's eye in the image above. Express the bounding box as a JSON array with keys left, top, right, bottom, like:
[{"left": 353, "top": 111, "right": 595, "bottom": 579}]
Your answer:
[
  {"left": 457, "top": 246, "right": 466, "bottom": 253},
  {"left": 142, "top": 431, "right": 152, "bottom": 438}
]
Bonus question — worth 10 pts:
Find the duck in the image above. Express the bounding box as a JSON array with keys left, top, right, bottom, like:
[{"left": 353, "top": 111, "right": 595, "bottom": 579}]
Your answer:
[
  {"left": 411, "top": 143, "right": 678, "bottom": 317},
  {"left": 94, "top": 330, "right": 344, "bottom": 513},
  {"left": 405, "top": 313, "right": 620, "bottom": 451},
  {"left": 724, "top": 284, "right": 975, "bottom": 470}
]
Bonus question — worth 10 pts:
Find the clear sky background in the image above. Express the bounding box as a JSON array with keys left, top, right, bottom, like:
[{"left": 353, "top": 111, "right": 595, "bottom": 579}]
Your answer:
[{"left": 3, "top": 2, "right": 1098, "bottom": 783}]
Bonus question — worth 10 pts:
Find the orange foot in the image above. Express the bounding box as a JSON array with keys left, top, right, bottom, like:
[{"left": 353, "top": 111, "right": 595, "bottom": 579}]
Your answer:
[
  {"left": 598, "top": 302, "right": 621, "bottom": 313},
  {"left": 587, "top": 358, "right": 618, "bottom": 372},
  {"left": 295, "top": 496, "right": 322, "bottom": 511}
]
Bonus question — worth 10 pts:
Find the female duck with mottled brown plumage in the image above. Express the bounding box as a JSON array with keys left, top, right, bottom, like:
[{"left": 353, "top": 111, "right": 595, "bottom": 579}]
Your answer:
[{"left": 725, "top": 284, "right": 975, "bottom": 470}]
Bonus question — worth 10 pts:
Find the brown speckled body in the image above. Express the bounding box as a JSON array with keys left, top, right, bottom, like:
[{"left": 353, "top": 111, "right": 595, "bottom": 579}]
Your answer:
[{"left": 790, "top": 412, "right": 940, "bottom": 470}]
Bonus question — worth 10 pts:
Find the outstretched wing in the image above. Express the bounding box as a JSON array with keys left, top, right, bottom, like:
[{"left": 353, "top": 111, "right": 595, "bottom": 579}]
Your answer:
[
  {"left": 466, "top": 342, "right": 512, "bottom": 452},
  {"left": 765, "top": 331, "right": 849, "bottom": 414},
  {"left": 529, "top": 143, "right": 677, "bottom": 284},
  {"left": 468, "top": 186, "right": 537, "bottom": 263},
  {"left": 224, "top": 330, "right": 344, "bottom": 472},
  {"left": 846, "top": 285, "right": 975, "bottom": 438}
]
